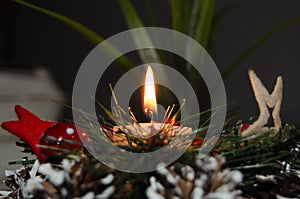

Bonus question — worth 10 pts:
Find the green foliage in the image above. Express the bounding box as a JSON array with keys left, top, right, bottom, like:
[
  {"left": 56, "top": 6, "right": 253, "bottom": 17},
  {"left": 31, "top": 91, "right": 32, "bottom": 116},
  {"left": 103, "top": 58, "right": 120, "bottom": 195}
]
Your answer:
[
  {"left": 170, "top": 0, "right": 191, "bottom": 34},
  {"left": 13, "top": 0, "right": 300, "bottom": 76},
  {"left": 5, "top": 119, "right": 300, "bottom": 197},
  {"left": 118, "top": 0, "right": 160, "bottom": 64},
  {"left": 193, "top": 0, "right": 215, "bottom": 49},
  {"left": 215, "top": 122, "right": 300, "bottom": 184}
]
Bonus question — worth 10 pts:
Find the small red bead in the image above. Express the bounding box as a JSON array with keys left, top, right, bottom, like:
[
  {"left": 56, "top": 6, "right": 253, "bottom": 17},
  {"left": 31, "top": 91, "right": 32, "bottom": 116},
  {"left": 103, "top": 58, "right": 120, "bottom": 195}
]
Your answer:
[
  {"left": 192, "top": 139, "right": 202, "bottom": 145},
  {"left": 240, "top": 123, "right": 250, "bottom": 132},
  {"left": 40, "top": 122, "right": 82, "bottom": 159}
]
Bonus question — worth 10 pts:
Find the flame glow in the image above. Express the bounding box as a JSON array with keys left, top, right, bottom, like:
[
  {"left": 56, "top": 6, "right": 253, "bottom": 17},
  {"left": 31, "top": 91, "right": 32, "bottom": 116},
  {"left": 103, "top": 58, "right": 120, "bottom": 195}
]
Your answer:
[{"left": 144, "top": 66, "right": 157, "bottom": 113}]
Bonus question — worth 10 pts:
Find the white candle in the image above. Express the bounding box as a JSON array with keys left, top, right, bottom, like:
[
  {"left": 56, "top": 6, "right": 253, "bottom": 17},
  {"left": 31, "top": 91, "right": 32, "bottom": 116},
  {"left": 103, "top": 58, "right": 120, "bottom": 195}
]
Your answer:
[
  {"left": 112, "top": 65, "right": 192, "bottom": 145},
  {"left": 113, "top": 123, "right": 192, "bottom": 138}
]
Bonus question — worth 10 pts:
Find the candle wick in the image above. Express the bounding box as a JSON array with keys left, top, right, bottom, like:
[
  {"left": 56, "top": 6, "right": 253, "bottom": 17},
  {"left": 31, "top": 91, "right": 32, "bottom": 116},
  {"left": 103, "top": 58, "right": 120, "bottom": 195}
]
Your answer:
[{"left": 145, "top": 108, "right": 154, "bottom": 125}]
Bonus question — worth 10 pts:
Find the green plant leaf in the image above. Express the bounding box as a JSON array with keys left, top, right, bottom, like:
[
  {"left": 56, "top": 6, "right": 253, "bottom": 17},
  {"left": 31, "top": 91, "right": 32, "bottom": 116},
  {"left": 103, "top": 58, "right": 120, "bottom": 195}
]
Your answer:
[
  {"left": 193, "top": 0, "right": 215, "bottom": 48},
  {"left": 184, "top": 0, "right": 214, "bottom": 87},
  {"left": 186, "top": 0, "right": 199, "bottom": 38},
  {"left": 170, "top": 0, "right": 191, "bottom": 34},
  {"left": 14, "top": 0, "right": 133, "bottom": 69},
  {"left": 170, "top": 0, "right": 191, "bottom": 73},
  {"left": 222, "top": 15, "right": 300, "bottom": 78},
  {"left": 119, "top": 0, "right": 160, "bottom": 64},
  {"left": 145, "top": 0, "right": 157, "bottom": 27},
  {"left": 145, "top": 0, "right": 166, "bottom": 64}
]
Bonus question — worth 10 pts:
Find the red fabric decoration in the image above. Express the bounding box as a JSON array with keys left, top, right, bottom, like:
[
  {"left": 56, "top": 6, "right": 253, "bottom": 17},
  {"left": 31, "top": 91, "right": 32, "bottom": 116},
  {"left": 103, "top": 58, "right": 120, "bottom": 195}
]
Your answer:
[{"left": 1, "top": 105, "right": 55, "bottom": 161}]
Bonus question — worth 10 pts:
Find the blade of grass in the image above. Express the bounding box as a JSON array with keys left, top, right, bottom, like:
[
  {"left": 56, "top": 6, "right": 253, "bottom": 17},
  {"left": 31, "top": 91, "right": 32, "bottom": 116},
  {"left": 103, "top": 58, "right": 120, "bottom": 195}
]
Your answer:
[
  {"left": 222, "top": 15, "right": 300, "bottom": 78},
  {"left": 14, "top": 0, "right": 133, "bottom": 69},
  {"left": 119, "top": 0, "right": 160, "bottom": 64}
]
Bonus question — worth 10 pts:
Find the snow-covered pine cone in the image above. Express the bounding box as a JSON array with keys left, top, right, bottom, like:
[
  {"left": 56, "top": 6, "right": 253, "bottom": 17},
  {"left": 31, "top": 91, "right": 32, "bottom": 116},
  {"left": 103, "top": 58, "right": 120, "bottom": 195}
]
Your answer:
[
  {"left": 26, "top": 158, "right": 115, "bottom": 199},
  {"left": 0, "top": 165, "right": 31, "bottom": 199},
  {"left": 146, "top": 154, "right": 243, "bottom": 199},
  {"left": 1, "top": 157, "right": 115, "bottom": 199},
  {"left": 239, "top": 161, "right": 300, "bottom": 198}
]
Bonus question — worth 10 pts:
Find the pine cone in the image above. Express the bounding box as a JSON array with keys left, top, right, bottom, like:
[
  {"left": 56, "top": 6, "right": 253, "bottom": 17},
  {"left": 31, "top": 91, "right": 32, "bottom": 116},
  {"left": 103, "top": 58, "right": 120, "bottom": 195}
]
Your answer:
[
  {"left": 146, "top": 154, "right": 243, "bottom": 199},
  {"left": 23, "top": 157, "right": 115, "bottom": 199},
  {"left": 240, "top": 162, "right": 300, "bottom": 198},
  {"left": 1, "top": 165, "right": 31, "bottom": 199}
]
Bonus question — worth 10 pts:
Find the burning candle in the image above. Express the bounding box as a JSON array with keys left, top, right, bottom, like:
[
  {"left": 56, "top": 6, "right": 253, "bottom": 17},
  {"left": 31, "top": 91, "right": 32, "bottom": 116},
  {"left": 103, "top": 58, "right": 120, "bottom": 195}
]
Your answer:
[
  {"left": 112, "top": 65, "right": 192, "bottom": 145},
  {"left": 144, "top": 66, "right": 157, "bottom": 115}
]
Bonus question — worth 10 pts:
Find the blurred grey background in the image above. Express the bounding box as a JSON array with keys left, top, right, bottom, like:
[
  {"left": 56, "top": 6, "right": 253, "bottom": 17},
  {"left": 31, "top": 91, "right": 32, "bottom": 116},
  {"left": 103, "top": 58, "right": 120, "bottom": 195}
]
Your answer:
[
  {"left": 1, "top": 0, "right": 299, "bottom": 124},
  {"left": 0, "top": 0, "right": 299, "bottom": 185}
]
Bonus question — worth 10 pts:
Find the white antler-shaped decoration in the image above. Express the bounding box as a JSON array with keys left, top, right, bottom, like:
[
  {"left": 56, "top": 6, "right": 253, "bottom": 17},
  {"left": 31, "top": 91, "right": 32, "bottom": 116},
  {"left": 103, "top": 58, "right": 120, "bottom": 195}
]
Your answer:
[{"left": 241, "top": 69, "right": 283, "bottom": 138}]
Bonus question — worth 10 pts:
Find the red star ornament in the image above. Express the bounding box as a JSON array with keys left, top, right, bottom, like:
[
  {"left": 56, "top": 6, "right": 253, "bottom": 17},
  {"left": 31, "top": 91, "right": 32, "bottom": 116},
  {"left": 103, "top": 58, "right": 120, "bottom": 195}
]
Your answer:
[{"left": 1, "top": 105, "right": 83, "bottom": 162}]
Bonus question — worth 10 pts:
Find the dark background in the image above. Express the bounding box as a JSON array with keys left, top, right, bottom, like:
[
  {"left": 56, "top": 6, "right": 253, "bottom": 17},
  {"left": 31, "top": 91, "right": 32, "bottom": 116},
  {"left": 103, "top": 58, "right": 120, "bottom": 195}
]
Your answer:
[{"left": 0, "top": 0, "right": 300, "bottom": 126}]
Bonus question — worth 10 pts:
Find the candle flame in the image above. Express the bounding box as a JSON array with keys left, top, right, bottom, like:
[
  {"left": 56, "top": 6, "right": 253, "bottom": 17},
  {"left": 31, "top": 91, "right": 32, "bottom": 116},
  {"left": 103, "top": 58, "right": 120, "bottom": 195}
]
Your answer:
[{"left": 144, "top": 65, "right": 157, "bottom": 113}]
